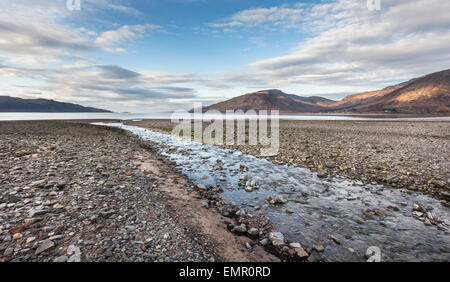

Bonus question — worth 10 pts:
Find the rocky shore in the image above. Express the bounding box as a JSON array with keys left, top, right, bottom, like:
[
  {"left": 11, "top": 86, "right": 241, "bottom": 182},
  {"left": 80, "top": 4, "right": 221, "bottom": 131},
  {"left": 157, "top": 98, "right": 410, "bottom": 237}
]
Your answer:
[
  {"left": 127, "top": 119, "right": 450, "bottom": 205},
  {"left": 0, "top": 121, "right": 279, "bottom": 262}
]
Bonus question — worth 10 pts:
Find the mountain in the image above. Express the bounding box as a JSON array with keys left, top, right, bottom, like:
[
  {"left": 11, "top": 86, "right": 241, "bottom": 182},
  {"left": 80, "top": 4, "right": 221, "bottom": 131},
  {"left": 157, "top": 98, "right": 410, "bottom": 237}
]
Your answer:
[
  {"left": 0, "top": 96, "right": 112, "bottom": 113},
  {"left": 201, "top": 69, "right": 450, "bottom": 114},
  {"left": 198, "top": 89, "right": 335, "bottom": 113},
  {"left": 336, "top": 70, "right": 450, "bottom": 114}
]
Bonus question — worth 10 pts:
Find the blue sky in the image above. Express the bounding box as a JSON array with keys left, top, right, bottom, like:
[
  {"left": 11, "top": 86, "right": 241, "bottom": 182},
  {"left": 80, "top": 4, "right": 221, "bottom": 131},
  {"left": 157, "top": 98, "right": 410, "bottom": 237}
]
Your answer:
[{"left": 0, "top": 0, "right": 449, "bottom": 112}]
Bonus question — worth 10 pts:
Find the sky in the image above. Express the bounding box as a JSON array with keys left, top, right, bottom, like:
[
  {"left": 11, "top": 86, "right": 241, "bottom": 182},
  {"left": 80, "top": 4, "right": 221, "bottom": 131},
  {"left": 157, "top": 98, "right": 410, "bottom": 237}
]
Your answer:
[{"left": 0, "top": 0, "right": 449, "bottom": 112}]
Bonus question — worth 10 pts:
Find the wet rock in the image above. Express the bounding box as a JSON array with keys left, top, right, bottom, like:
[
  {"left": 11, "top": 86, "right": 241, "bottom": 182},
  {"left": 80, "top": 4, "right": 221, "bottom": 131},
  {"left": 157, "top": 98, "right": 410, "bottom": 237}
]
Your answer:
[
  {"left": 294, "top": 247, "right": 309, "bottom": 259},
  {"left": 269, "top": 232, "right": 285, "bottom": 247},
  {"left": 313, "top": 245, "right": 324, "bottom": 252},
  {"left": 260, "top": 238, "right": 269, "bottom": 246},
  {"left": 275, "top": 196, "right": 287, "bottom": 205},
  {"left": 317, "top": 167, "right": 327, "bottom": 178},
  {"left": 329, "top": 234, "right": 343, "bottom": 245}
]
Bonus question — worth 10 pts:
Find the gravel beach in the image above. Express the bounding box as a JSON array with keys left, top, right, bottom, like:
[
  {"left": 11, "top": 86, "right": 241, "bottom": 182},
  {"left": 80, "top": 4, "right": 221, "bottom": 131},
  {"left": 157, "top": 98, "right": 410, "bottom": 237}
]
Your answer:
[
  {"left": 1, "top": 119, "right": 449, "bottom": 262},
  {"left": 0, "top": 121, "right": 278, "bottom": 262}
]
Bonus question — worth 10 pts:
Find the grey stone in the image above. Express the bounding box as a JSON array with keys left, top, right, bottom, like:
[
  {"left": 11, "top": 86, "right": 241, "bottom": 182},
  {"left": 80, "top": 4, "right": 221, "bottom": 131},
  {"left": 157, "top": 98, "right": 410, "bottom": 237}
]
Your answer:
[{"left": 35, "top": 239, "right": 55, "bottom": 255}]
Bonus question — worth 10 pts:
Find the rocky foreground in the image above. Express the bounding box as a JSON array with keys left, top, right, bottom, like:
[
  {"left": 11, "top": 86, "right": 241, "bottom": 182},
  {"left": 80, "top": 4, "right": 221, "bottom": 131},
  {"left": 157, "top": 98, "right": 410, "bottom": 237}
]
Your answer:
[
  {"left": 0, "top": 121, "right": 279, "bottom": 262},
  {"left": 127, "top": 120, "right": 450, "bottom": 205}
]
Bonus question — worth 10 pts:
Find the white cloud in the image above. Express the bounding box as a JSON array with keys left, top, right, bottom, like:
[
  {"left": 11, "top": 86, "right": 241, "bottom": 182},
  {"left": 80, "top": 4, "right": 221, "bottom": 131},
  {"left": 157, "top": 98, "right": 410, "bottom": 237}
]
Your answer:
[
  {"left": 95, "top": 24, "right": 163, "bottom": 52},
  {"left": 216, "top": 0, "right": 450, "bottom": 90},
  {"left": 208, "top": 4, "right": 305, "bottom": 30}
]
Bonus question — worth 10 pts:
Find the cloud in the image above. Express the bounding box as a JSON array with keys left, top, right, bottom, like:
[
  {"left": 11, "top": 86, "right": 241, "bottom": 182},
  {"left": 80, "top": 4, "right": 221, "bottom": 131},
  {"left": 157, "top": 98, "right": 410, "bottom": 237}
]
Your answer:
[
  {"left": 208, "top": 4, "right": 305, "bottom": 30},
  {"left": 83, "top": 0, "right": 143, "bottom": 16},
  {"left": 95, "top": 24, "right": 163, "bottom": 53},
  {"left": 97, "top": 65, "right": 141, "bottom": 79},
  {"left": 215, "top": 0, "right": 450, "bottom": 90}
]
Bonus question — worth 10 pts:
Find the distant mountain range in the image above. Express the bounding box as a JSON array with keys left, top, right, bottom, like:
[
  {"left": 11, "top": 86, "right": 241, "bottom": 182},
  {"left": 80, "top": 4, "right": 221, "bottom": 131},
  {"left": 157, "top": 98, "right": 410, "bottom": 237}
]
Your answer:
[
  {"left": 201, "top": 69, "right": 450, "bottom": 114},
  {"left": 0, "top": 96, "right": 111, "bottom": 113}
]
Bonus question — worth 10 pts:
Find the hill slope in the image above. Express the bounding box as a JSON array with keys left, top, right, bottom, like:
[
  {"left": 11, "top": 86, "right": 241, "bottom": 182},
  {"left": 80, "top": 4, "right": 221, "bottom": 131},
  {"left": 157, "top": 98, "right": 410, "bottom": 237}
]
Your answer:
[
  {"left": 199, "top": 89, "right": 335, "bottom": 113},
  {"left": 340, "top": 70, "right": 450, "bottom": 114},
  {"left": 201, "top": 69, "right": 450, "bottom": 114},
  {"left": 0, "top": 96, "right": 112, "bottom": 113}
]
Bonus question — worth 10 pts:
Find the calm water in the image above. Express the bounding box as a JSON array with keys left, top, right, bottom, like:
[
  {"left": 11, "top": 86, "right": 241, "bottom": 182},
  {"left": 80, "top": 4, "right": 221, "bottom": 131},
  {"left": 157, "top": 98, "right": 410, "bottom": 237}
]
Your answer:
[
  {"left": 94, "top": 122, "right": 450, "bottom": 262},
  {"left": 1, "top": 112, "right": 449, "bottom": 121}
]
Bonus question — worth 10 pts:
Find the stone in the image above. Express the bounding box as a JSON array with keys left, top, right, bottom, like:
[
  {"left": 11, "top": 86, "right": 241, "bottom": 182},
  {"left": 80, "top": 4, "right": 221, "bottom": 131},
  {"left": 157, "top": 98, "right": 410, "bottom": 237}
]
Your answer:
[
  {"left": 329, "top": 234, "right": 343, "bottom": 245},
  {"left": 294, "top": 247, "right": 309, "bottom": 259},
  {"left": 35, "top": 239, "right": 55, "bottom": 255},
  {"left": 260, "top": 238, "right": 269, "bottom": 246},
  {"left": 244, "top": 187, "right": 253, "bottom": 192},
  {"left": 317, "top": 167, "right": 327, "bottom": 178},
  {"left": 231, "top": 224, "right": 247, "bottom": 234},
  {"left": 4, "top": 248, "right": 14, "bottom": 256},
  {"left": 440, "top": 191, "right": 450, "bottom": 201},
  {"left": 28, "top": 208, "right": 49, "bottom": 218},
  {"left": 247, "top": 227, "right": 259, "bottom": 237},
  {"left": 275, "top": 196, "right": 287, "bottom": 205},
  {"left": 313, "top": 245, "right": 324, "bottom": 252},
  {"left": 197, "top": 184, "right": 206, "bottom": 190},
  {"left": 30, "top": 180, "right": 46, "bottom": 188},
  {"left": 431, "top": 180, "right": 445, "bottom": 188},
  {"left": 52, "top": 203, "right": 64, "bottom": 210},
  {"left": 24, "top": 218, "right": 39, "bottom": 225},
  {"left": 239, "top": 174, "right": 248, "bottom": 181},
  {"left": 54, "top": 256, "right": 69, "bottom": 262},
  {"left": 68, "top": 254, "right": 81, "bottom": 262},
  {"left": 269, "top": 232, "right": 285, "bottom": 247},
  {"left": 13, "top": 233, "right": 23, "bottom": 239},
  {"left": 9, "top": 225, "right": 26, "bottom": 235}
]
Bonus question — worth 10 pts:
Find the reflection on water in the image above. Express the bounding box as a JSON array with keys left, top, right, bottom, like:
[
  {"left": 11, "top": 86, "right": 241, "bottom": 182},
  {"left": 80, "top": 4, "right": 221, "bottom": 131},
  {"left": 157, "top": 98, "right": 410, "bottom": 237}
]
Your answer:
[{"left": 95, "top": 122, "right": 450, "bottom": 262}]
